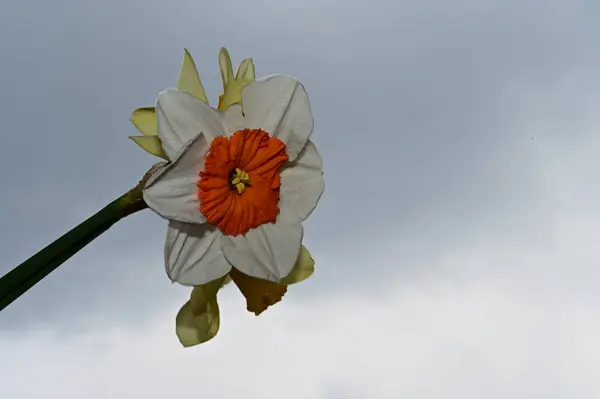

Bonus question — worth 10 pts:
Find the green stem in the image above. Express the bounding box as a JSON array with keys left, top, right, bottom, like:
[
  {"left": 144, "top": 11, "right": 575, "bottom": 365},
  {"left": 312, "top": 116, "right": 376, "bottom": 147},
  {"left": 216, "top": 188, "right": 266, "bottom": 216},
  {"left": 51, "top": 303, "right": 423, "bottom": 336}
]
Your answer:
[{"left": 0, "top": 168, "right": 157, "bottom": 312}]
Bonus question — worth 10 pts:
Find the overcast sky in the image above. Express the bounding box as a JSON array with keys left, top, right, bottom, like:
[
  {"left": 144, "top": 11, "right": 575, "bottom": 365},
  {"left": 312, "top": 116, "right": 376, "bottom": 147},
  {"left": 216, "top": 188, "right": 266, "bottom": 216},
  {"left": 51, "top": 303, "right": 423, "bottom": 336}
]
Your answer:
[{"left": 1, "top": 0, "right": 600, "bottom": 398}]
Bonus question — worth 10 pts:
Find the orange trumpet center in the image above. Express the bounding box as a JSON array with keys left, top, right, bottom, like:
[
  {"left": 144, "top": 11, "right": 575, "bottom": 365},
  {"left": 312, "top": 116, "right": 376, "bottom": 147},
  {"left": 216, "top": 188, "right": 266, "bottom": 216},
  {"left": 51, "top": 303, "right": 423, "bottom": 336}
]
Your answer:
[{"left": 197, "top": 129, "right": 288, "bottom": 236}]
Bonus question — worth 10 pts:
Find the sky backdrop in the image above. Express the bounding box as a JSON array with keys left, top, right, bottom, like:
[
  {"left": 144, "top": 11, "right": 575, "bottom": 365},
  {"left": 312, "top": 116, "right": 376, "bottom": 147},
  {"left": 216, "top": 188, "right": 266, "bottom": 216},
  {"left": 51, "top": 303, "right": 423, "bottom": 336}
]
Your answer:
[{"left": 1, "top": 0, "right": 600, "bottom": 398}]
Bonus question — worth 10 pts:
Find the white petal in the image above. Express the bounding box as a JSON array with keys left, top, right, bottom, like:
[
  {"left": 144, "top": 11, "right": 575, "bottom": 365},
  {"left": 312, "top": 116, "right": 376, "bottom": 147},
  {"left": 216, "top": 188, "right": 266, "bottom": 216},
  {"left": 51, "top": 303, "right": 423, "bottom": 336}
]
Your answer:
[
  {"left": 166, "top": 221, "right": 231, "bottom": 286},
  {"left": 156, "top": 89, "right": 227, "bottom": 159},
  {"left": 221, "top": 103, "right": 245, "bottom": 135},
  {"left": 241, "top": 75, "right": 313, "bottom": 161},
  {"left": 143, "top": 133, "right": 207, "bottom": 224},
  {"left": 279, "top": 140, "right": 325, "bottom": 222},
  {"left": 220, "top": 217, "right": 303, "bottom": 282}
]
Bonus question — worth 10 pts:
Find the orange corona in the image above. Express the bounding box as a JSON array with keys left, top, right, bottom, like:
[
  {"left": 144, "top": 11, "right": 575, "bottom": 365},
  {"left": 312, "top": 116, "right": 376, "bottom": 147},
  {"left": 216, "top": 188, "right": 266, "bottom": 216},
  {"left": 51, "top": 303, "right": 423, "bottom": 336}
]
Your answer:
[{"left": 197, "top": 129, "right": 288, "bottom": 236}]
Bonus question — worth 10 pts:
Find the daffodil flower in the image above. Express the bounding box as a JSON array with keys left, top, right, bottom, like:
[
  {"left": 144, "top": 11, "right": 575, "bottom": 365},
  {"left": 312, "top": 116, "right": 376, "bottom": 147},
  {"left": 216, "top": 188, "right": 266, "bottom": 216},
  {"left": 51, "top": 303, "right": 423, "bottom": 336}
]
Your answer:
[
  {"left": 144, "top": 73, "right": 323, "bottom": 279},
  {"left": 130, "top": 48, "right": 324, "bottom": 347},
  {"left": 151, "top": 76, "right": 323, "bottom": 346}
]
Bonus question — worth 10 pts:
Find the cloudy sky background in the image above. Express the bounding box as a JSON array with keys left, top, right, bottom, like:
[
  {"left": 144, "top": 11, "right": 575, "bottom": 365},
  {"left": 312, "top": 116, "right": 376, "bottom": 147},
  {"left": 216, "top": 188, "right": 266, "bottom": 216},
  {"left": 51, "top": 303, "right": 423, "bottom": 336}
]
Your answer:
[{"left": 1, "top": 0, "right": 600, "bottom": 397}]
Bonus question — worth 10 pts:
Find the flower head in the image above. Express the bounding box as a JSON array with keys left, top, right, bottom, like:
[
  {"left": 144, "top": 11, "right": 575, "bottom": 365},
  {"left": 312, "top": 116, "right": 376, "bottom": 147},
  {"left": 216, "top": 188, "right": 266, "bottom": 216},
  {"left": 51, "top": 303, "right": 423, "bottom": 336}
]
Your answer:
[
  {"left": 132, "top": 49, "right": 324, "bottom": 347},
  {"left": 143, "top": 73, "right": 323, "bottom": 284}
]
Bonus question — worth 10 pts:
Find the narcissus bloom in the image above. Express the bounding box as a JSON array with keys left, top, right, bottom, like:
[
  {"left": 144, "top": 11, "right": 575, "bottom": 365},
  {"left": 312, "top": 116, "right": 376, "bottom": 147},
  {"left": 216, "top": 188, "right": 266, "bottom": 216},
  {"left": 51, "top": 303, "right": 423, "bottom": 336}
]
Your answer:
[
  {"left": 144, "top": 73, "right": 323, "bottom": 283},
  {"left": 130, "top": 48, "right": 324, "bottom": 347}
]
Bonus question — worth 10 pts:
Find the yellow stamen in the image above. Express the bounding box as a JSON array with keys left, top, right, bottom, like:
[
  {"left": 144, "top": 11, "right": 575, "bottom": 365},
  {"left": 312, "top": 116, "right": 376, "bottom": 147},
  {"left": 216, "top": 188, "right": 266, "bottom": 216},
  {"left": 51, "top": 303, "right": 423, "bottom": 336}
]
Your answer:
[{"left": 230, "top": 168, "right": 251, "bottom": 194}]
